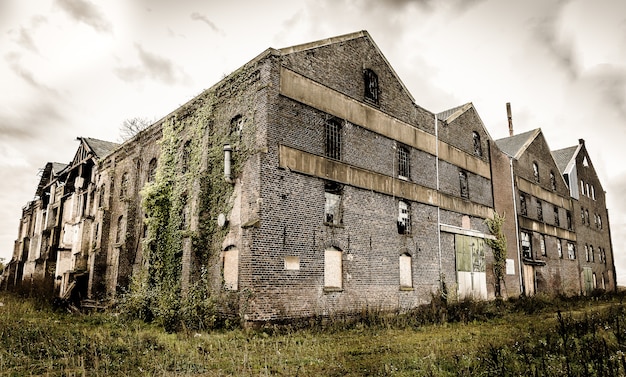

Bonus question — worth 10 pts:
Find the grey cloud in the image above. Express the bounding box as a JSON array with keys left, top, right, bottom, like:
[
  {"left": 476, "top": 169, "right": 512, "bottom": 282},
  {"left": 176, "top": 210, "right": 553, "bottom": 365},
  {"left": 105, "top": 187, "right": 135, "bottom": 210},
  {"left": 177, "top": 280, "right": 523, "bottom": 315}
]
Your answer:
[
  {"left": 56, "top": 0, "right": 112, "bottom": 33},
  {"left": 190, "top": 12, "right": 221, "bottom": 33},
  {"left": 114, "top": 44, "right": 187, "bottom": 85},
  {"left": 16, "top": 27, "right": 38, "bottom": 53},
  {"left": 0, "top": 100, "right": 65, "bottom": 141},
  {"left": 583, "top": 65, "right": 626, "bottom": 118},
  {"left": 4, "top": 52, "right": 59, "bottom": 96}
]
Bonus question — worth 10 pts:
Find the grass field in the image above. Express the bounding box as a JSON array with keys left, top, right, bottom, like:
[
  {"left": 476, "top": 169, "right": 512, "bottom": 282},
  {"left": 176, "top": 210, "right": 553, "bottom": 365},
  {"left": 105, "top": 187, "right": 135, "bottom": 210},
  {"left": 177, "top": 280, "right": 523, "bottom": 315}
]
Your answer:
[{"left": 1, "top": 292, "right": 626, "bottom": 376}]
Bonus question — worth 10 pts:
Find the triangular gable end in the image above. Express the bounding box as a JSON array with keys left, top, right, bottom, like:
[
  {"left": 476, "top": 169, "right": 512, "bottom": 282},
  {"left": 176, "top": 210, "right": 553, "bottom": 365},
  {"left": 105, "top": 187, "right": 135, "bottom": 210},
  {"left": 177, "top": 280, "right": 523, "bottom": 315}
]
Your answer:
[
  {"left": 437, "top": 103, "right": 495, "bottom": 142},
  {"left": 495, "top": 129, "right": 541, "bottom": 160}
]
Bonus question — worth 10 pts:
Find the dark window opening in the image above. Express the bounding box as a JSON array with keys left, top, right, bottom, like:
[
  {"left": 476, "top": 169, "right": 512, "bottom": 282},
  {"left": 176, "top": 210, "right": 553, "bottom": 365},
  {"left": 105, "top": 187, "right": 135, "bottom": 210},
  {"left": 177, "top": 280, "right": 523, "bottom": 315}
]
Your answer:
[
  {"left": 363, "top": 69, "right": 379, "bottom": 104},
  {"left": 536, "top": 199, "right": 543, "bottom": 222},
  {"left": 230, "top": 115, "right": 243, "bottom": 141},
  {"left": 325, "top": 117, "right": 342, "bottom": 160},
  {"left": 472, "top": 132, "right": 482, "bottom": 157},
  {"left": 553, "top": 205, "right": 559, "bottom": 227},
  {"left": 116, "top": 215, "right": 125, "bottom": 244},
  {"left": 324, "top": 182, "right": 343, "bottom": 226},
  {"left": 120, "top": 172, "right": 129, "bottom": 199},
  {"left": 566, "top": 211, "right": 572, "bottom": 230},
  {"left": 397, "top": 145, "right": 410, "bottom": 179},
  {"left": 147, "top": 158, "right": 157, "bottom": 182},
  {"left": 459, "top": 171, "right": 469, "bottom": 199},
  {"left": 520, "top": 194, "right": 527, "bottom": 216},
  {"left": 182, "top": 140, "right": 192, "bottom": 174},
  {"left": 550, "top": 171, "right": 556, "bottom": 191},
  {"left": 533, "top": 162, "right": 540, "bottom": 182},
  {"left": 585, "top": 209, "right": 590, "bottom": 226},
  {"left": 397, "top": 200, "right": 411, "bottom": 235}
]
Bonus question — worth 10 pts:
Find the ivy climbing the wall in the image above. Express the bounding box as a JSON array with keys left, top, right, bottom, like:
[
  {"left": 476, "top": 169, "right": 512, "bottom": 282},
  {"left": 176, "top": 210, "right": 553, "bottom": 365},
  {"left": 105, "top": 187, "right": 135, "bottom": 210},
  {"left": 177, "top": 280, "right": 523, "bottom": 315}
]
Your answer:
[
  {"left": 485, "top": 212, "right": 507, "bottom": 298},
  {"left": 120, "top": 64, "right": 259, "bottom": 331}
]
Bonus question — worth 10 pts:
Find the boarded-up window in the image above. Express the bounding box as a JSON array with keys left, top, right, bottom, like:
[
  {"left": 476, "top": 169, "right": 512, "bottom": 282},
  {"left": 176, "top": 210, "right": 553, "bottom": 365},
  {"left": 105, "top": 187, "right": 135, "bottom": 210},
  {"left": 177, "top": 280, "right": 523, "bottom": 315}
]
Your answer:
[
  {"left": 455, "top": 235, "right": 486, "bottom": 300},
  {"left": 223, "top": 246, "right": 239, "bottom": 290},
  {"left": 399, "top": 253, "right": 412, "bottom": 288},
  {"left": 324, "top": 247, "right": 342, "bottom": 290},
  {"left": 284, "top": 256, "right": 300, "bottom": 270}
]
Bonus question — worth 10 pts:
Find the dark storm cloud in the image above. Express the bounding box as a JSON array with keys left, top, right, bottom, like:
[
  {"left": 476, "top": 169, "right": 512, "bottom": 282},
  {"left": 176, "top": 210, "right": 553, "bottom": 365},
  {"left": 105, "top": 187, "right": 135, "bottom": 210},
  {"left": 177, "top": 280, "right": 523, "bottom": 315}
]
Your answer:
[
  {"left": 114, "top": 44, "right": 187, "bottom": 85},
  {"left": 56, "top": 0, "right": 112, "bottom": 33},
  {"left": 4, "top": 52, "right": 59, "bottom": 96},
  {"left": 190, "top": 12, "right": 221, "bottom": 33}
]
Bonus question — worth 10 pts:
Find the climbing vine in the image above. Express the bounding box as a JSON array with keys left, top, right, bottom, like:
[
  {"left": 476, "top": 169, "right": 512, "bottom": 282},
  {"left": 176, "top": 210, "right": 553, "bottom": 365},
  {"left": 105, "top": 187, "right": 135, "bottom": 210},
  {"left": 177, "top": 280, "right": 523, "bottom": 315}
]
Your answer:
[
  {"left": 485, "top": 212, "right": 507, "bottom": 298},
  {"left": 121, "top": 64, "right": 260, "bottom": 331}
]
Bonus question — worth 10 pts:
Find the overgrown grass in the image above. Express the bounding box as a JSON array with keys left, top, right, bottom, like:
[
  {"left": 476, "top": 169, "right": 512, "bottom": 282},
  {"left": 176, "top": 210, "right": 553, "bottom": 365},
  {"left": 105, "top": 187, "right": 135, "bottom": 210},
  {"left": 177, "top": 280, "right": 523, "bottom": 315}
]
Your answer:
[{"left": 1, "top": 291, "right": 626, "bottom": 376}]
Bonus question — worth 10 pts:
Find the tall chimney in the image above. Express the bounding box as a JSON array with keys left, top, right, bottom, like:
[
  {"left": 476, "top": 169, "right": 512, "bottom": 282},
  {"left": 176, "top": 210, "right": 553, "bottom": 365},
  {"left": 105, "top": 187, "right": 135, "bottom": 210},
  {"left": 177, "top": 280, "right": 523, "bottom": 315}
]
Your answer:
[{"left": 506, "top": 102, "right": 513, "bottom": 136}]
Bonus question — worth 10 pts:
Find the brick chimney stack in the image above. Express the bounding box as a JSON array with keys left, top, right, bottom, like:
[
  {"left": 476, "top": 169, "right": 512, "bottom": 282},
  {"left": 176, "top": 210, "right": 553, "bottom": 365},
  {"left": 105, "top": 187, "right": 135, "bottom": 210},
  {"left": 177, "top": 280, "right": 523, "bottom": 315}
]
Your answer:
[{"left": 506, "top": 102, "right": 513, "bottom": 136}]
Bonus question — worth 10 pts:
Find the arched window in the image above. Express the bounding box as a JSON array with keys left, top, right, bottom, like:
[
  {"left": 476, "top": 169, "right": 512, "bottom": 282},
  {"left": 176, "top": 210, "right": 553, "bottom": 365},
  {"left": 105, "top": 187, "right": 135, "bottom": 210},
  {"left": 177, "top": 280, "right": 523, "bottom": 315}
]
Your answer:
[
  {"left": 147, "top": 158, "right": 157, "bottom": 182},
  {"left": 119, "top": 172, "right": 129, "bottom": 198},
  {"left": 115, "top": 215, "right": 125, "bottom": 243},
  {"left": 472, "top": 132, "right": 482, "bottom": 157},
  {"left": 363, "top": 69, "right": 379, "bottom": 104},
  {"left": 532, "top": 162, "right": 540, "bottom": 182}
]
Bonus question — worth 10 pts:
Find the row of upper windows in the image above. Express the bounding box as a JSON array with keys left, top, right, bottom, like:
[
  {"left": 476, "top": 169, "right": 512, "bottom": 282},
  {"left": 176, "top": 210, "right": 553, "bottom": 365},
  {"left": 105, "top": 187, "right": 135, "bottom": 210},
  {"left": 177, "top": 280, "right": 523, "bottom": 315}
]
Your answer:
[
  {"left": 98, "top": 158, "right": 158, "bottom": 207},
  {"left": 324, "top": 181, "right": 413, "bottom": 235},
  {"left": 580, "top": 179, "right": 596, "bottom": 200},
  {"left": 325, "top": 117, "right": 476, "bottom": 200},
  {"left": 519, "top": 193, "right": 572, "bottom": 230},
  {"left": 532, "top": 162, "right": 559, "bottom": 191},
  {"left": 584, "top": 244, "right": 608, "bottom": 264},
  {"left": 521, "top": 231, "right": 576, "bottom": 260},
  {"left": 580, "top": 207, "right": 603, "bottom": 230}
]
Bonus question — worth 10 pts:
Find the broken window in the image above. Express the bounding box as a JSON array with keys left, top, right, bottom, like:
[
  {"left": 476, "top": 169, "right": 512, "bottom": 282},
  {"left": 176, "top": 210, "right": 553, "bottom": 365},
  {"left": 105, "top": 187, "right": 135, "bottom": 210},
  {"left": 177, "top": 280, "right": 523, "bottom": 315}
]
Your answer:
[
  {"left": 324, "top": 182, "right": 343, "bottom": 226},
  {"left": 397, "top": 200, "right": 411, "bottom": 235},
  {"left": 568, "top": 242, "right": 576, "bottom": 260},
  {"left": 115, "top": 215, "right": 125, "bottom": 244},
  {"left": 520, "top": 194, "right": 527, "bottom": 216},
  {"left": 119, "top": 172, "right": 129, "bottom": 199},
  {"left": 566, "top": 211, "right": 572, "bottom": 230},
  {"left": 521, "top": 231, "right": 532, "bottom": 259},
  {"left": 147, "top": 158, "right": 157, "bottom": 182},
  {"left": 540, "top": 235, "right": 546, "bottom": 256},
  {"left": 459, "top": 171, "right": 469, "bottom": 199},
  {"left": 363, "top": 69, "right": 379, "bottom": 104},
  {"left": 553, "top": 205, "right": 559, "bottom": 227},
  {"left": 536, "top": 199, "right": 543, "bottom": 222},
  {"left": 585, "top": 209, "right": 590, "bottom": 226},
  {"left": 472, "top": 132, "right": 482, "bottom": 157},
  {"left": 557, "top": 240, "right": 563, "bottom": 259},
  {"left": 397, "top": 145, "right": 410, "bottom": 179},
  {"left": 230, "top": 115, "right": 243, "bottom": 140},
  {"left": 533, "top": 162, "right": 540, "bottom": 182},
  {"left": 550, "top": 171, "right": 556, "bottom": 191},
  {"left": 590, "top": 245, "right": 595, "bottom": 262},
  {"left": 325, "top": 117, "right": 342, "bottom": 160},
  {"left": 324, "top": 247, "right": 343, "bottom": 290},
  {"left": 399, "top": 253, "right": 412, "bottom": 288}
]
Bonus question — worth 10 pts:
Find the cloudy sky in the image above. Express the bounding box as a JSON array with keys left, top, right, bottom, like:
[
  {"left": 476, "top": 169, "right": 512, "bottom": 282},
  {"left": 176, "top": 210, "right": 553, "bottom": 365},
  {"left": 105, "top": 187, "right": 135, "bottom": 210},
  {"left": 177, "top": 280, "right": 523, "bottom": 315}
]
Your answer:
[{"left": 1, "top": 0, "right": 625, "bottom": 281}]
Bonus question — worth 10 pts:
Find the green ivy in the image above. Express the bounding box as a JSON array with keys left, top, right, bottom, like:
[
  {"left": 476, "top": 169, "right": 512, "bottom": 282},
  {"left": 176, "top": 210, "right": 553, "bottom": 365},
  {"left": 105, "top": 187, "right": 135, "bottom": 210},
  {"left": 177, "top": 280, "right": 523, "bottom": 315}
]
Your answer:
[
  {"left": 485, "top": 212, "right": 507, "bottom": 298},
  {"left": 122, "top": 64, "right": 259, "bottom": 331}
]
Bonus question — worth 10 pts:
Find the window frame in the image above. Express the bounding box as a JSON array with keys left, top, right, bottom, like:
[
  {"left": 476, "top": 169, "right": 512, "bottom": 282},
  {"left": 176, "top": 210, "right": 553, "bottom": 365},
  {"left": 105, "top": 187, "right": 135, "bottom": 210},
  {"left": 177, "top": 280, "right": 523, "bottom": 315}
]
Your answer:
[
  {"left": 324, "top": 117, "right": 342, "bottom": 160},
  {"left": 397, "top": 200, "right": 411, "bottom": 235},
  {"left": 397, "top": 144, "right": 410, "bottom": 180},
  {"left": 363, "top": 69, "right": 379, "bottom": 105}
]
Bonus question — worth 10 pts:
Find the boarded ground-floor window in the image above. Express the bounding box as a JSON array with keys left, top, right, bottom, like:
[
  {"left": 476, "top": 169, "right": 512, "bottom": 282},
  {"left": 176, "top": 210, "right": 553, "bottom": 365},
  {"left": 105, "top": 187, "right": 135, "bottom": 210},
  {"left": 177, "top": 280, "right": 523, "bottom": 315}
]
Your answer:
[
  {"left": 399, "top": 253, "right": 412, "bottom": 288},
  {"left": 223, "top": 246, "right": 239, "bottom": 290},
  {"left": 324, "top": 247, "right": 342, "bottom": 290}
]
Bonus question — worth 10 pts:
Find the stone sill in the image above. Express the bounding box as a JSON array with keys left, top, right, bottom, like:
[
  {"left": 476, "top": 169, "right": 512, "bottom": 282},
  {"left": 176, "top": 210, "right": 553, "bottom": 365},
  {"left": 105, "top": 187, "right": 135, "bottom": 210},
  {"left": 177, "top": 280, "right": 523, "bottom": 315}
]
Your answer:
[{"left": 323, "top": 287, "right": 343, "bottom": 293}]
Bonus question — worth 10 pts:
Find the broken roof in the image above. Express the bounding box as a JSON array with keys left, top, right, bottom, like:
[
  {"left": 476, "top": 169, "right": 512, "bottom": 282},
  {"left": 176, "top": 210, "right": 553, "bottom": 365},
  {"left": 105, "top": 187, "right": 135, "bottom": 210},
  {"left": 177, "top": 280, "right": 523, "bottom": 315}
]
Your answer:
[
  {"left": 82, "top": 137, "right": 120, "bottom": 159},
  {"left": 495, "top": 129, "right": 541, "bottom": 159}
]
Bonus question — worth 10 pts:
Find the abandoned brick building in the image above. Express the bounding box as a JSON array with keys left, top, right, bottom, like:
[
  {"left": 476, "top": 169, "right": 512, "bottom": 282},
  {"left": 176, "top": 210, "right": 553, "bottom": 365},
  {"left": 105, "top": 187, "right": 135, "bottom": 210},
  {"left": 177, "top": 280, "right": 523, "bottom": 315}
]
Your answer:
[{"left": 1, "top": 31, "right": 617, "bottom": 322}]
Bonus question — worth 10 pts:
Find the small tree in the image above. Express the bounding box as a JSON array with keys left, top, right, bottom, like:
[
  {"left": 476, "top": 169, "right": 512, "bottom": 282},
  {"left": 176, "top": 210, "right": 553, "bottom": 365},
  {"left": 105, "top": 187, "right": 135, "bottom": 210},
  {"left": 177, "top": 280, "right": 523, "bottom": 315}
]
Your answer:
[
  {"left": 118, "top": 117, "right": 153, "bottom": 142},
  {"left": 485, "top": 212, "right": 507, "bottom": 298}
]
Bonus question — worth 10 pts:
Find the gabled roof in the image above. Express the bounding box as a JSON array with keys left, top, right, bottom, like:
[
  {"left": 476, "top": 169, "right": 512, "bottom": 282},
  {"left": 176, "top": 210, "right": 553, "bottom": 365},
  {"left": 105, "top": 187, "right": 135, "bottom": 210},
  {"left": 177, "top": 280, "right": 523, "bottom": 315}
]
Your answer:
[
  {"left": 495, "top": 129, "right": 541, "bottom": 159},
  {"left": 35, "top": 162, "right": 68, "bottom": 197},
  {"left": 437, "top": 102, "right": 495, "bottom": 142},
  {"left": 552, "top": 145, "right": 579, "bottom": 174},
  {"left": 278, "top": 30, "right": 417, "bottom": 104},
  {"left": 82, "top": 137, "right": 119, "bottom": 159}
]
